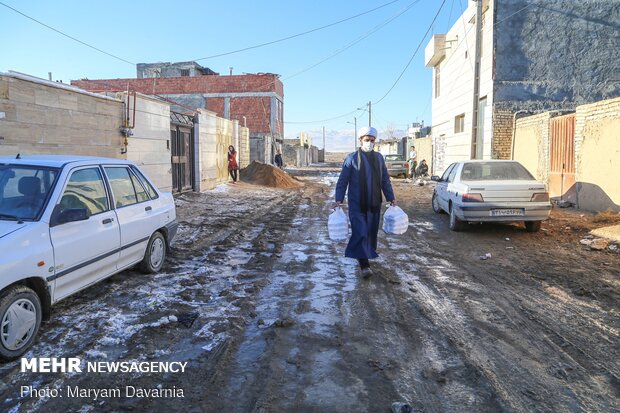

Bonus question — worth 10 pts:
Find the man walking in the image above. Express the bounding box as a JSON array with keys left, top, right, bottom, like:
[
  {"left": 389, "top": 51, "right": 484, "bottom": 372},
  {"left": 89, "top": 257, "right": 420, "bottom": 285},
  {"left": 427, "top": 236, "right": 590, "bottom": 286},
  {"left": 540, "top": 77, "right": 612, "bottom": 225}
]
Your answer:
[{"left": 334, "top": 127, "right": 396, "bottom": 278}]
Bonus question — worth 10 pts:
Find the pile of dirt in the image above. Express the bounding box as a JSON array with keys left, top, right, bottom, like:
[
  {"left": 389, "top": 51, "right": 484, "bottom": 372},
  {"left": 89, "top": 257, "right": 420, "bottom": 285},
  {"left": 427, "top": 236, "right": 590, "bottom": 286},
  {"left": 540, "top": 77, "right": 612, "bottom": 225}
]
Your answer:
[
  {"left": 240, "top": 161, "right": 303, "bottom": 188},
  {"left": 592, "top": 208, "right": 620, "bottom": 225}
]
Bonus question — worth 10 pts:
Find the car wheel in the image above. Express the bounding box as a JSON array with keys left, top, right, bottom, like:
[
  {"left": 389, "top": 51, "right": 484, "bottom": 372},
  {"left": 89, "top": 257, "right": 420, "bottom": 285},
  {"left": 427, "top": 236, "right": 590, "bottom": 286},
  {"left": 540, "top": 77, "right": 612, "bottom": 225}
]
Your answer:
[
  {"left": 525, "top": 221, "right": 542, "bottom": 232},
  {"left": 0, "top": 285, "right": 42, "bottom": 361},
  {"left": 449, "top": 204, "right": 465, "bottom": 231},
  {"left": 432, "top": 192, "right": 443, "bottom": 214},
  {"left": 140, "top": 232, "right": 166, "bottom": 274}
]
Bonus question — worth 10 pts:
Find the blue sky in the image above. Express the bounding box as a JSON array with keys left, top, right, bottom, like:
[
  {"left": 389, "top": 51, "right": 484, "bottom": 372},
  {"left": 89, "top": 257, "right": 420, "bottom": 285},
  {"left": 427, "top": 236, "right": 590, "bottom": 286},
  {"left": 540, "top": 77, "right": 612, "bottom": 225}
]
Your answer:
[{"left": 0, "top": 0, "right": 465, "bottom": 150}]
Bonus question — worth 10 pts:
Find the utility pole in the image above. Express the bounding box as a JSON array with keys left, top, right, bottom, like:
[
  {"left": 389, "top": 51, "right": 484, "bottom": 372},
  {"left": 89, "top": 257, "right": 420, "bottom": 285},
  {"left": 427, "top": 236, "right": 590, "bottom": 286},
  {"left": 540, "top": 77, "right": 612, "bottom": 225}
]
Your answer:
[
  {"left": 322, "top": 126, "right": 326, "bottom": 151},
  {"left": 368, "top": 101, "right": 372, "bottom": 127},
  {"left": 470, "top": 0, "right": 483, "bottom": 159}
]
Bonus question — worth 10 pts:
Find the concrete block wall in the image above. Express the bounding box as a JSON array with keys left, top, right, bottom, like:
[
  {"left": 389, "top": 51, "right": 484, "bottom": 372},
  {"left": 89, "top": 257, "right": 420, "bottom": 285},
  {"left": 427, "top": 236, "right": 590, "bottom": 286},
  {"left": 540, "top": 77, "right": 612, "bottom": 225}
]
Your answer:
[
  {"left": 415, "top": 137, "right": 433, "bottom": 173},
  {"left": 114, "top": 92, "right": 173, "bottom": 192},
  {"left": 196, "top": 109, "right": 219, "bottom": 190},
  {"left": 216, "top": 116, "right": 235, "bottom": 182},
  {"left": 196, "top": 109, "right": 238, "bottom": 190},
  {"left": 513, "top": 112, "right": 553, "bottom": 182},
  {"left": 574, "top": 96, "right": 620, "bottom": 212},
  {"left": 282, "top": 144, "right": 297, "bottom": 167},
  {"left": 0, "top": 73, "right": 124, "bottom": 158},
  {"left": 238, "top": 126, "right": 250, "bottom": 169},
  {"left": 513, "top": 96, "right": 620, "bottom": 212}
]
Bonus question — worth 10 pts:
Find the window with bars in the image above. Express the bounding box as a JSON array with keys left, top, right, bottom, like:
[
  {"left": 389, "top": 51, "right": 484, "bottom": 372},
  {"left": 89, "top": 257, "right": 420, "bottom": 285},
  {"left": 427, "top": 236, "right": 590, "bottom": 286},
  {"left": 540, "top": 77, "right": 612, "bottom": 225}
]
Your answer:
[{"left": 180, "top": 69, "right": 190, "bottom": 77}]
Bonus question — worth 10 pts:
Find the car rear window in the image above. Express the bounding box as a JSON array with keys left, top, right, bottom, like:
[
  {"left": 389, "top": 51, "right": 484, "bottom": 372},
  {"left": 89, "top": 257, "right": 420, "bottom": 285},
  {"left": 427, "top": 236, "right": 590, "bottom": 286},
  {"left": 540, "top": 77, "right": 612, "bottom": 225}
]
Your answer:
[
  {"left": 460, "top": 162, "right": 535, "bottom": 181},
  {"left": 385, "top": 155, "right": 404, "bottom": 161}
]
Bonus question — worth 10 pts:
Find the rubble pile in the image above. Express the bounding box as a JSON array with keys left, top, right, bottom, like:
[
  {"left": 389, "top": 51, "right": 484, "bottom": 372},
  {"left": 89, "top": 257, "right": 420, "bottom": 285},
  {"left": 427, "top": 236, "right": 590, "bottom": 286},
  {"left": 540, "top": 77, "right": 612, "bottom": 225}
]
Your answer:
[{"left": 240, "top": 161, "right": 303, "bottom": 188}]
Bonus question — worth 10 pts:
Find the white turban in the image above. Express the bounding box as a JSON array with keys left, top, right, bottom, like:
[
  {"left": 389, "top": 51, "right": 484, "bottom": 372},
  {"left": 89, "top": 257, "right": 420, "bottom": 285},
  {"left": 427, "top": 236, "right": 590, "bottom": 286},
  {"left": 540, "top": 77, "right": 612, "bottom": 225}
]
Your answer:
[{"left": 358, "top": 126, "right": 378, "bottom": 139}]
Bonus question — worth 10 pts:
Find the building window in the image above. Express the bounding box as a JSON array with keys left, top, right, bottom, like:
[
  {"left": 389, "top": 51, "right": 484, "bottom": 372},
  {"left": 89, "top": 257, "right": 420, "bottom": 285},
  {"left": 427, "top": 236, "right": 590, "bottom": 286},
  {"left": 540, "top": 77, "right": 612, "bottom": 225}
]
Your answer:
[
  {"left": 455, "top": 114, "right": 465, "bottom": 133},
  {"left": 181, "top": 69, "right": 190, "bottom": 77},
  {"left": 434, "top": 64, "right": 441, "bottom": 98}
]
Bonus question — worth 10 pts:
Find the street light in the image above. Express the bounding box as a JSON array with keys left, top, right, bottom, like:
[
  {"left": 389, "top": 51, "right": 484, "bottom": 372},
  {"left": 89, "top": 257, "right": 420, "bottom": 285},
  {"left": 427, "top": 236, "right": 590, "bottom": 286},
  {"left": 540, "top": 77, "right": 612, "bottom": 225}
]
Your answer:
[{"left": 346, "top": 117, "right": 357, "bottom": 151}]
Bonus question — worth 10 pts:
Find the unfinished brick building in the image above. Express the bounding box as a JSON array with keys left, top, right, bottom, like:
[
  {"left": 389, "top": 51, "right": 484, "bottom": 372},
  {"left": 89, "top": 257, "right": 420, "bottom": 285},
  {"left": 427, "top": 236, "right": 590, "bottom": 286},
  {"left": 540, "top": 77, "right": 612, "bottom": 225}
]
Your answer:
[{"left": 72, "top": 61, "right": 283, "bottom": 163}]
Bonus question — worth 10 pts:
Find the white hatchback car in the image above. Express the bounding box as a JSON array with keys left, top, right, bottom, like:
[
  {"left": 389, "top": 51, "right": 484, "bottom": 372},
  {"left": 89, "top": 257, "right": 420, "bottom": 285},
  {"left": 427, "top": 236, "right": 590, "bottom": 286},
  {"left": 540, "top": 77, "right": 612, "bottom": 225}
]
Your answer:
[
  {"left": 0, "top": 155, "right": 177, "bottom": 360},
  {"left": 431, "top": 160, "right": 551, "bottom": 232}
]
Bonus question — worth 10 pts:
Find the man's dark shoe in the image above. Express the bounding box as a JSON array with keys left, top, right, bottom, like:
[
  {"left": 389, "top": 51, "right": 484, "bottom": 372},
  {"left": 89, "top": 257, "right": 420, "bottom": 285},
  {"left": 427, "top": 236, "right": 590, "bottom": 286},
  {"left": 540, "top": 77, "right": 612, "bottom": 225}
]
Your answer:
[{"left": 361, "top": 267, "right": 373, "bottom": 279}]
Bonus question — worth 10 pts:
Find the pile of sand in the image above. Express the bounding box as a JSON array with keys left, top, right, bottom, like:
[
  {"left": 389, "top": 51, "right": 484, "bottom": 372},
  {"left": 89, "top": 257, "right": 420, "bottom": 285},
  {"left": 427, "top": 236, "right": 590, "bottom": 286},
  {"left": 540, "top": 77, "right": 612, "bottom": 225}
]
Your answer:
[{"left": 240, "top": 161, "right": 303, "bottom": 188}]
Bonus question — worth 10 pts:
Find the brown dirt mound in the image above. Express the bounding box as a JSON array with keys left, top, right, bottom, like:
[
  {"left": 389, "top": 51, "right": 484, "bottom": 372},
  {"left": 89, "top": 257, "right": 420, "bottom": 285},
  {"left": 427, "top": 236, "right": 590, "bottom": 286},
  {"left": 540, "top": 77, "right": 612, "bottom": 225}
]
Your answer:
[
  {"left": 240, "top": 161, "right": 303, "bottom": 188},
  {"left": 592, "top": 208, "right": 620, "bottom": 225}
]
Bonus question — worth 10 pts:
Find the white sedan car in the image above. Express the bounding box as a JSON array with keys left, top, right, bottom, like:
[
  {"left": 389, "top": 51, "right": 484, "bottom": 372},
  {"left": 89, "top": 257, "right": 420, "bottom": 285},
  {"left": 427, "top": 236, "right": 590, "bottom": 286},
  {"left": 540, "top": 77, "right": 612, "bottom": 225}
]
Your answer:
[
  {"left": 431, "top": 160, "right": 551, "bottom": 232},
  {"left": 0, "top": 155, "right": 177, "bottom": 360}
]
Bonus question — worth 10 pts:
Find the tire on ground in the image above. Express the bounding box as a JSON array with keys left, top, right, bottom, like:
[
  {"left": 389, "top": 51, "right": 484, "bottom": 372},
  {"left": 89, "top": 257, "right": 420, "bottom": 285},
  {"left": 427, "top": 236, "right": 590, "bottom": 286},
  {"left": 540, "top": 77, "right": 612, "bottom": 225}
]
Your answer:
[
  {"left": 140, "top": 231, "right": 167, "bottom": 274},
  {"left": 0, "top": 285, "right": 42, "bottom": 361},
  {"left": 449, "top": 204, "right": 466, "bottom": 231},
  {"left": 525, "top": 221, "right": 542, "bottom": 232},
  {"left": 432, "top": 192, "right": 443, "bottom": 214}
]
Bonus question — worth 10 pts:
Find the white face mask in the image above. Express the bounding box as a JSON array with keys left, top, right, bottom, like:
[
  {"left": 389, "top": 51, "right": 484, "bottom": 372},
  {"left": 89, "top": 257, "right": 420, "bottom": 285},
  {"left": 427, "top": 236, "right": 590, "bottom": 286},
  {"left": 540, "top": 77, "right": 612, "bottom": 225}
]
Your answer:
[{"left": 361, "top": 141, "right": 375, "bottom": 152}]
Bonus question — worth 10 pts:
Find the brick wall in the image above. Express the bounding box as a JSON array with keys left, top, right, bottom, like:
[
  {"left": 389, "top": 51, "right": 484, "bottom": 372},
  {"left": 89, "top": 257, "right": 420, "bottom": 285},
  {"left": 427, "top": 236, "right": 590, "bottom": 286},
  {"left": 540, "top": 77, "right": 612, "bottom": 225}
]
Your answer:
[
  {"left": 72, "top": 74, "right": 284, "bottom": 136},
  {"left": 491, "top": 108, "right": 514, "bottom": 159},
  {"left": 229, "top": 96, "right": 273, "bottom": 135},
  {"left": 72, "top": 74, "right": 283, "bottom": 95}
]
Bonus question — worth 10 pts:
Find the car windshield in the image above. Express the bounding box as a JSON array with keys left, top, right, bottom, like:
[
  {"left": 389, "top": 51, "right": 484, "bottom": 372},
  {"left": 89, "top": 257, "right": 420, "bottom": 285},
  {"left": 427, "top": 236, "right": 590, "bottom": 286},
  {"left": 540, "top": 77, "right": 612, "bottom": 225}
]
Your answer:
[
  {"left": 0, "top": 165, "right": 59, "bottom": 221},
  {"left": 460, "top": 162, "right": 535, "bottom": 181},
  {"left": 385, "top": 155, "right": 404, "bottom": 161}
]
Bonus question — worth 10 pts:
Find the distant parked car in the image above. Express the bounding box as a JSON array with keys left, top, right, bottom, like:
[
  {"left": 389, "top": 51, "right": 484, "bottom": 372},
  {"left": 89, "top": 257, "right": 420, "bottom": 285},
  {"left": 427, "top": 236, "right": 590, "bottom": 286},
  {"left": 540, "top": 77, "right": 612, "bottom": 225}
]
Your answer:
[
  {"left": 431, "top": 160, "right": 551, "bottom": 232},
  {"left": 384, "top": 154, "right": 409, "bottom": 178},
  {"left": 0, "top": 155, "right": 177, "bottom": 360}
]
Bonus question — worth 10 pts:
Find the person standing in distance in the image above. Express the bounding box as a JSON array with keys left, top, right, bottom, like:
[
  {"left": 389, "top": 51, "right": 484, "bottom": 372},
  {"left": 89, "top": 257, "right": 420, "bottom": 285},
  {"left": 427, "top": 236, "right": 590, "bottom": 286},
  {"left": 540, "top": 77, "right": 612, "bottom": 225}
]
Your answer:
[
  {"left": 408, "top": 145, "right": 418, "bottom": 179},
  {"left": 228, "top": 145, "right": 239, "bottom": 183},
  {"left": 334, "top": 126, "right": 396, "bottom": 278}
]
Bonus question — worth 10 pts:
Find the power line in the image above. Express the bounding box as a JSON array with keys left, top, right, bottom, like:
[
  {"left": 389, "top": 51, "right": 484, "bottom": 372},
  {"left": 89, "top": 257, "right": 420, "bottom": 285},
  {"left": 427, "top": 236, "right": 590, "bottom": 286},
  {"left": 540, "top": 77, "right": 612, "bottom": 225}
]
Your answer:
[
  {"left": 373, "top": 0, "right": 447, "bottom": 105},
  {"left": 494, "top": 3, "right": 537, "bottom": 26},
  {"left": 194, "top": 0, "right": 401, "bottom": 61},
  {"left": 281, "top": 0, "right": 424, "bottom": 125},
  {"left": 0, "top": 1, "right": 135, "bottom": 66},
  {"left": 281, "top": 0, "right": 423, "bottom": 83},
  {"left": 284, "top": 107, "right": 366, "bottom": 125}
]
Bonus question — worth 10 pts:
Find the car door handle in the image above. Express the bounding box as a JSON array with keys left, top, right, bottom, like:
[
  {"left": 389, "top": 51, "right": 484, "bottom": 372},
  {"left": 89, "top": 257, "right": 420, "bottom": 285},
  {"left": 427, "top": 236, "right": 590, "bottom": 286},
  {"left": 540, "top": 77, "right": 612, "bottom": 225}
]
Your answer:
[
  {"left": 145, "top": 206, "right": 152, "bottom": 212},
  {"left": 102, "top": 218, "right": 114, "bottom": 224}
]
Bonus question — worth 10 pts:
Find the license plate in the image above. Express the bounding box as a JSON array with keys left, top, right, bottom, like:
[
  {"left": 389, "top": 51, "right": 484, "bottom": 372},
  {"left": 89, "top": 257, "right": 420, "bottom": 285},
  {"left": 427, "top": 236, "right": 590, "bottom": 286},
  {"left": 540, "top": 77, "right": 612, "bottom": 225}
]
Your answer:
[
  {"left": 391, "top": 164, "right": 403, "bottom": 167},
  {"left": 491, "top": 209, "right": 525, "bottom": 217}
]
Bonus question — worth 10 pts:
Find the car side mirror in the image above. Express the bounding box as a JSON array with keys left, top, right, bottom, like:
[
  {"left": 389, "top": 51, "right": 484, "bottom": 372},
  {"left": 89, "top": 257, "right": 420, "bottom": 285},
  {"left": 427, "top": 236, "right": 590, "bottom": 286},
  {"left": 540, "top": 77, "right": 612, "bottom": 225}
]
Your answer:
[
  {"left": 50, "top": 205, "right": 90, "bottom": 227},
  {"left": 431, "top": 175, "right": 441, "bottom": 182}
]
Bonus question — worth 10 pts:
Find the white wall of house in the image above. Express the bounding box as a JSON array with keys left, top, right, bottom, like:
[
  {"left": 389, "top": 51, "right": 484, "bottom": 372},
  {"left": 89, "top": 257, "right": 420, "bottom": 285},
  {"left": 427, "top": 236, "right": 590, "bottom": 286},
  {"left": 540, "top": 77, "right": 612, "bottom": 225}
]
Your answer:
[
  {"left": 426, "top": 0, "right": 494, "bottom": 175},
  {"left": 117, "top": 92, "right": 173, "bottom": 192}
]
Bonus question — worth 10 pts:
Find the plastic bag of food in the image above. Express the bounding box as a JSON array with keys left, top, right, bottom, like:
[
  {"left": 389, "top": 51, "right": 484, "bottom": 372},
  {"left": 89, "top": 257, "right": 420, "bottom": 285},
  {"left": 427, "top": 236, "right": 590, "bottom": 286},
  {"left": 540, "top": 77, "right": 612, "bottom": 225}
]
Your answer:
[
  {"left": 328, "top": 207, "right": 349, "bottom": 241},
  {"left": 383, "top": 205, "right": 409, "bottom": 235}
]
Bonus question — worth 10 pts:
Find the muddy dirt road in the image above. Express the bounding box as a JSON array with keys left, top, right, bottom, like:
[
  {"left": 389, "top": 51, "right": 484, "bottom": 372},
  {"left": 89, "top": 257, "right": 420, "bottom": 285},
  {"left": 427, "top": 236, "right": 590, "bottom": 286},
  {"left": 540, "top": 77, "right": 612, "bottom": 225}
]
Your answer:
[{"left": 1, "top": 165, "right": 618, "bottom": 412}]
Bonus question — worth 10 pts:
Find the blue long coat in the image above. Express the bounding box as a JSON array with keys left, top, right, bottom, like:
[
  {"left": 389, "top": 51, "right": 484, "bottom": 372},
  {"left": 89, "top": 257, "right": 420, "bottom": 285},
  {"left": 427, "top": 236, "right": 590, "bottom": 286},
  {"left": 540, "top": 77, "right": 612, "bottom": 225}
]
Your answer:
[{"left": 335, "top": 150, "right": 395, "bottom": 259}]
